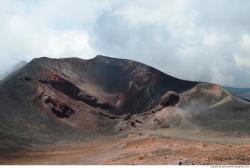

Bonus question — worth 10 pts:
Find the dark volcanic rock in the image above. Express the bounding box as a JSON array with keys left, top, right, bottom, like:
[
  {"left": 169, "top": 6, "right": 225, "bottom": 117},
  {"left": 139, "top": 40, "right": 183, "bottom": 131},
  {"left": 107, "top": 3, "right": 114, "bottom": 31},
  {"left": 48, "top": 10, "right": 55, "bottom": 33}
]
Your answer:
[
  {"left": 51, "top": 104, "right": 75, "bottom": 118},
  {"left": 44, "top": 95, "right": 75, "bottom": 118},
  {"left": 39, "top": 74, "right": 115, "bottom": 111},
  {"left": 160, "top": 91, "right": 180, "bottom": 107}
]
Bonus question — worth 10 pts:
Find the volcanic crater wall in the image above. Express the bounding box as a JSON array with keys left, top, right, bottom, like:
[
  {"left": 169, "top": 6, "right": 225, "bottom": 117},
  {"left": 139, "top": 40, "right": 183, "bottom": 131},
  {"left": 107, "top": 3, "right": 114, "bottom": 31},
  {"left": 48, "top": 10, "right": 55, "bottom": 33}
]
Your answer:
[
  {"left": 0, "top": 55, "right": 201, "bottom": 144},
  {"left": 31, "top": 55, "right": 198, "bottom": 115}
]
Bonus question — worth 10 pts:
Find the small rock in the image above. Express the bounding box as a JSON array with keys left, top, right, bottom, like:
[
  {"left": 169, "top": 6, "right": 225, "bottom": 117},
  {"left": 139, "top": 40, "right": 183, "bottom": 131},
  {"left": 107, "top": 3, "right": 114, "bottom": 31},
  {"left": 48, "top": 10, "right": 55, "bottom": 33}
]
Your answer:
[
  {"left": 139, "top": 157, "right": 143, "bottom": 160},
  {"left": 123, "top": 114, "right": 131, "bottom": 120}
]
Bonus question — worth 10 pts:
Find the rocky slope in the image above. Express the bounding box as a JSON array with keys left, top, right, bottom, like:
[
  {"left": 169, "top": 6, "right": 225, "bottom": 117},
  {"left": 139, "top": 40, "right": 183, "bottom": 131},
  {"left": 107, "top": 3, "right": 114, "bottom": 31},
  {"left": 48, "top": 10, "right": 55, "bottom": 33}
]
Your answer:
[
  {"left": 0, "top": 55, "right": 197, "bottom": 148},
  {"left": 117, "top": 83, "right": 250, "bottom": 135},
  {"left": 0, "top": 55, "right": 250, "bottom": 152}
]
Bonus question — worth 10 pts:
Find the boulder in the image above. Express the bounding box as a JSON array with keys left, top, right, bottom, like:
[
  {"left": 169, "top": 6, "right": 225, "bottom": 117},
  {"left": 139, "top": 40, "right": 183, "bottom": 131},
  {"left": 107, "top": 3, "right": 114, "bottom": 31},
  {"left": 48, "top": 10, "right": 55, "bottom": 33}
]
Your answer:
[{"left": 160, "top": 91, "right": 180, "bottom": 107}]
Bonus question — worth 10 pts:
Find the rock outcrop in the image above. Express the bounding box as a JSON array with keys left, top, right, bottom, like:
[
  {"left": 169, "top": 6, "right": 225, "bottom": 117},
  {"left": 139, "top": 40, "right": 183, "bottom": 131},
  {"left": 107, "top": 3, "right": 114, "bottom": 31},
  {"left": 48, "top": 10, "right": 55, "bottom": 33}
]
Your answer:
[{"left": 160, "top": 91, "right": 180, "bottom": 107}]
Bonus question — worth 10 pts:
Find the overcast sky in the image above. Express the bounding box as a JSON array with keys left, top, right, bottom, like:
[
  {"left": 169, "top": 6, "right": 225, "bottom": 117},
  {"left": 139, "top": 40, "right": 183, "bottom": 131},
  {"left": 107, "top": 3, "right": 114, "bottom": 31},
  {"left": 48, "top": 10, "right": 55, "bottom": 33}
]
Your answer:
[{"left": 1, "top": 0, "right": 250, "bottom": 87}]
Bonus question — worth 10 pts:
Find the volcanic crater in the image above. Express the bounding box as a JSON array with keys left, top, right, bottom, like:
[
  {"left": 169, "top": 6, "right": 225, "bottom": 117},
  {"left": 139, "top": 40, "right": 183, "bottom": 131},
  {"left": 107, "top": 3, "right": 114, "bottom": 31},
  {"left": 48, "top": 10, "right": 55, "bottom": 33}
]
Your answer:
[{"left": 1, "top": 55, "right": 250, "bottom": 164}]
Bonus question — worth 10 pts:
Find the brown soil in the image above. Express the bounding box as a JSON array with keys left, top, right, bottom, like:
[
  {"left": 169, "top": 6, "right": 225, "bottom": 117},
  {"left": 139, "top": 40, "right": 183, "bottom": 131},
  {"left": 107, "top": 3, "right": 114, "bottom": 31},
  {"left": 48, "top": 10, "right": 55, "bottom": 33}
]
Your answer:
[{"left": 1, "top": 133, "right": 250, "bottom": 165}]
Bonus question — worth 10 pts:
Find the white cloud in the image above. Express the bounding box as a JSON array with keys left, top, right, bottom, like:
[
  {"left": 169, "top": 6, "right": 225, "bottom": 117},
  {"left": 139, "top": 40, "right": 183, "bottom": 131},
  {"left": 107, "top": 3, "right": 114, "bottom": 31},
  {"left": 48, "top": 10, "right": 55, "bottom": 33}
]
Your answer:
[
  {"left": 0, "top": 0, "right": 104, "bottom": 79},
  {"left": 233, "top": 34, "right": 250, "bottom": 70},
  {"left": 116, "top": 0, "right": 194, "bottom": 25},
  {"left": 1, "top": 0, "right": 250, "bottom": 87},
  {"left": 234, "top": 54, "right": 250, "bottom": 69},
  {"left": 45, "top": 30, "right": 96, "bottom": 58},
  {"left": 240, "top": 34, "right": 250, "bottom": 51},
  {"left": 89, "top": 0, "right": 250, "bottom": 87},
  {"left": 210, "top": 65, "right": 234, "bottom": 86},
  {"left": 203, "top": 32, "right": 229, "bottom": 47}
]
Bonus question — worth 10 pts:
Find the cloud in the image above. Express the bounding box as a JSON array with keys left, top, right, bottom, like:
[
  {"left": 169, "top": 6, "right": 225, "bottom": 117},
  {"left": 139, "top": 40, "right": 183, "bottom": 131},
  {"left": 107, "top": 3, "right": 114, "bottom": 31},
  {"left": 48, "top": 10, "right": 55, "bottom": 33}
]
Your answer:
[
  {"left": 203, "top": 32, "right": 230, "bottom": 48},
  {"left": 239, "top": 34, "right": 250, "bottom": 52},
  {"left": 89, "top": 0, "right": 250, "bottom": 87},
  {"left": 233, "top": 34, "right": 250, "bottom": 70},
  {"left": 1, "top": 0, "right": 250, "bottom": 87},
  {"left": 0, "top": 0, "right": 105, "bottom": 78},
  {"left": 234, "top": 55, "right": 250, "bottom": 68}
]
